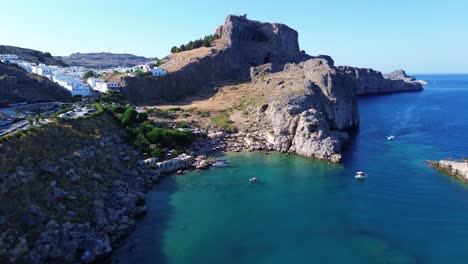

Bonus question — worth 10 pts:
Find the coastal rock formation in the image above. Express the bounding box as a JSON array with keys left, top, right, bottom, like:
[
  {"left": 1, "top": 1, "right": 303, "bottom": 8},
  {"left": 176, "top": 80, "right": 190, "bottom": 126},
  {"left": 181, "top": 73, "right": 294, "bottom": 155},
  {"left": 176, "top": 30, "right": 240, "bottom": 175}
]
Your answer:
[
  {"left": 0, "top": 115, "right": 159, "bottom": 263},
  {"left": 383, "top": 69, "right": 415, "bottom": 81},
  {"left": 338, "top": 66, "right": 423, "bottom": 95},
  {"left": 428, "top": 159, "right": 468, "bottom": 181},
  {"left": 119, "top": 15, "right": 310, "bottom": 103},
  {"left": 117, "top": 15, "right": 424, "bottom": 162},
  {"left": 246, "top": 58, "right": 359, "bottom": 162},
  {"left": 0, "top": 63, "right": 72, "bottom": 105}
]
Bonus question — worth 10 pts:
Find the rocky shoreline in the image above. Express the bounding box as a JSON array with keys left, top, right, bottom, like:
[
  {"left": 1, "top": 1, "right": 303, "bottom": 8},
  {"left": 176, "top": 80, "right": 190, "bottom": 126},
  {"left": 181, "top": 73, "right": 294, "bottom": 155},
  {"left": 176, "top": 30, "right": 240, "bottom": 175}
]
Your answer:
[
  {"left": 428, "top": 159, "right": 468, "bottom": 182},
  {"left": 0, "top": 127, "right": 266, "bottom": 263}
]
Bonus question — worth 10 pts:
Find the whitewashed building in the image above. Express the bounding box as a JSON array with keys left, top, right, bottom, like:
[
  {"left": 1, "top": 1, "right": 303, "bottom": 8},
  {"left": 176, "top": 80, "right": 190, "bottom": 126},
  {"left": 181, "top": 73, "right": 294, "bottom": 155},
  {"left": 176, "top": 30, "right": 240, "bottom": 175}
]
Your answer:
[
  {"left": 150, "top": 67, "right": 167, "bottom": 77},
  {"left": 0, "top": 54, "right": 19, "bottom": 63},
  {"left": 53, "top": 75, "right": 91, "bottom": 97},
  {"left": 95, "top": 82, "right": 119, "bottom": 93},
  {"left": 87, "top": 78, "right": 105, "bottom": 88},
  {"left": 16, "top": 61, "right": 36, "bottom": 72}
]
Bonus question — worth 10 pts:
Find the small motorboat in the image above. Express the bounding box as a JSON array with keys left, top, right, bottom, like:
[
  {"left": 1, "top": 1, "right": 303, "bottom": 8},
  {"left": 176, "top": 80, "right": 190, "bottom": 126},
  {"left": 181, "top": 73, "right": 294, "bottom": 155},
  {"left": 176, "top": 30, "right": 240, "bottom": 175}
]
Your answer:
[
  {"left": 249, "top": 177, "right": 259, "bottom": 183},
  {"left": 355, "top": 171, "right": 368, "bottom": 180},
  {"left": 387, "top": 135, "right": 395, "bottom": 141}
]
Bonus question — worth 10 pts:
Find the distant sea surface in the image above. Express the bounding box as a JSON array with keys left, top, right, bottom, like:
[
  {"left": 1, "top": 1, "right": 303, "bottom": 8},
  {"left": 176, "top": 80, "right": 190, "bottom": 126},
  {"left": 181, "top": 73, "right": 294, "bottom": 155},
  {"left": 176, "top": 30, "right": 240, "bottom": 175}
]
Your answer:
[{"left": 114, "top": 75, "right": 468, "bottom": 264}]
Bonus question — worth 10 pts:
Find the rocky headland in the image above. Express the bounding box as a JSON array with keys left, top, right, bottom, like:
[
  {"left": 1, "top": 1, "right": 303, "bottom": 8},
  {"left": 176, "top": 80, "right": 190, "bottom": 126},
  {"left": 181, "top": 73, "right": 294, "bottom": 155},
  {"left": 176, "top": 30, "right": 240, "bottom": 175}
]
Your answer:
[
  {"left": 338, "top": 67, "right": 424, "bottom": 95},
  {"left": 0, "top": 15, "right": 428, "bottom": 263},
  {"left": 428, "top": 159, "right": 468, "bottom": 182},
  {"left": 115, "top": 15, "right": 424, "bottom": 163}
]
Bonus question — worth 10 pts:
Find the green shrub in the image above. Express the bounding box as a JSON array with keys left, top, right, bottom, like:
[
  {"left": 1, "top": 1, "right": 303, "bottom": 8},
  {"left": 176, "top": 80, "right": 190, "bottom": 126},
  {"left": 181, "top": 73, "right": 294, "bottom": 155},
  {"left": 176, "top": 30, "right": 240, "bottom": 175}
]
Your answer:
[
  {"left": 150, "top": 147, "right": 166, "bottom": 160},
  {"left": 211, "top": 112, "right": 237, "bottom": 133},
  {"left": 105, "top": 105, "right": 194, "bottom": 159}
]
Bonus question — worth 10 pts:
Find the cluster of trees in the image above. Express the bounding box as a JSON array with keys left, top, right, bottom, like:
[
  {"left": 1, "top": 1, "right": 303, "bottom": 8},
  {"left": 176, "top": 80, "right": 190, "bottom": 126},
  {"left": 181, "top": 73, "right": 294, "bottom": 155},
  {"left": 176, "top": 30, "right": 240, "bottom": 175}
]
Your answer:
[
  {"left": 170, "top": 34, "right": 219, "bottom": 54},
  {"left": 82, "top": 70, "right": 96, "bottom": 79},
  {"left": 134, "top": 69, "right": 151, "bottom": 77},
  {"left": 108, "top": 106, "right": 194, "bottom": 160}
]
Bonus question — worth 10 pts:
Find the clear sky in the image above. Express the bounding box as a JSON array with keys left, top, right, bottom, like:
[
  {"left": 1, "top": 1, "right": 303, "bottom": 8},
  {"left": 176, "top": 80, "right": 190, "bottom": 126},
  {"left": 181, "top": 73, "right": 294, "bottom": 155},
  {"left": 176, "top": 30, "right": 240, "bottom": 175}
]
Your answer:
[{"left": 1, "top": 0, "right": 467, "bottom": 73}]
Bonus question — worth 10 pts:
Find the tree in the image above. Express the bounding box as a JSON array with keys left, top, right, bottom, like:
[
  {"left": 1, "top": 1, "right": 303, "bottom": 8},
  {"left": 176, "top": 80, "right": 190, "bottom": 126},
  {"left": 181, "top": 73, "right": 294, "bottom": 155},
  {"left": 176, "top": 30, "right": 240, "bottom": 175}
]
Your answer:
[
  {"left": 150, "top": 147, "right": 166, "bottom": 160},
  {"left": 171, "top": 46, "right": 178, "bottom": 53},
  {"left": 180, "top": 44, "right": 186, "bottom": 51},
  {"left": 120, "top": 108, "right": 139, "bottom": 127},
  {"left": 83, "top": 70, "right": 95, "bottom": 79}
]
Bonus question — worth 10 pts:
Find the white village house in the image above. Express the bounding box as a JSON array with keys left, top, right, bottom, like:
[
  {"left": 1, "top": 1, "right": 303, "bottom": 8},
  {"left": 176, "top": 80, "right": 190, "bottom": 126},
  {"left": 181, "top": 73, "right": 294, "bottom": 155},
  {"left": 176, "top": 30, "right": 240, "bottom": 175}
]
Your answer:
[
  {"left": 87, "top": 77, "right": 105, "bottom": 88},
  {"left": 53, "top": 75, "right": 91, "bottom": 97},
  {"left": 150, "top": 67, "right": 167, "bottom": 77},
  {"left": 0, "top": 54, "right": 19, "bottom": 63},
  {"left": 94, "top": 82, "right": 119, "bottom": 93}
]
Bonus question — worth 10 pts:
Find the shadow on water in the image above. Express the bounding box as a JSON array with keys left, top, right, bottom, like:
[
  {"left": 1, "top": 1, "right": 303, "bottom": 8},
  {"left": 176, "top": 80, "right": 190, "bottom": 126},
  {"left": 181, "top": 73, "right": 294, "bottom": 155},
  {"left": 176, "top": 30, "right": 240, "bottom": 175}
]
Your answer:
[{"left": 112, "top": 175, "right": 178, "bottom": 264}]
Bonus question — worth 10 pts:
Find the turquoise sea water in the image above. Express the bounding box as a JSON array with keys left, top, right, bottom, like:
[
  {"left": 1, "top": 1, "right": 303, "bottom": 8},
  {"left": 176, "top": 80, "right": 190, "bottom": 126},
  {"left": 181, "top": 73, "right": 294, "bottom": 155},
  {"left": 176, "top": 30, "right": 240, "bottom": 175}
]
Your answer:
[{"left": 114, "top": 75, "right": 468, "bottom": 264}]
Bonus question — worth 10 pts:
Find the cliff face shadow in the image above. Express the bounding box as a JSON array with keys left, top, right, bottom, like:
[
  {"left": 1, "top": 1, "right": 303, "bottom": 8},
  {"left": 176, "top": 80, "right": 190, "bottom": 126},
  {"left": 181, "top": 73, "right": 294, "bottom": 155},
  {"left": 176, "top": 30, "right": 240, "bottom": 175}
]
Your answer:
[{"left": 112, "top": 175, "right": 178, "bottom": 264}]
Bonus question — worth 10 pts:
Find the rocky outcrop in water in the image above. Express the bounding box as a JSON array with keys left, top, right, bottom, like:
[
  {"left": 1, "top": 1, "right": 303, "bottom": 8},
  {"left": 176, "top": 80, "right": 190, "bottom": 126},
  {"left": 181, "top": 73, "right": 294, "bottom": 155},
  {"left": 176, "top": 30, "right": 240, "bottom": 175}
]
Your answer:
[
  {"left": 428, "top": 159, "right": 468, "bottom": 181},
  {"left": 383, "top": 69, "right": 415, "bottom": 81},
  {"left": 338, "top": 66, "right": 423, "bottom": 95}
]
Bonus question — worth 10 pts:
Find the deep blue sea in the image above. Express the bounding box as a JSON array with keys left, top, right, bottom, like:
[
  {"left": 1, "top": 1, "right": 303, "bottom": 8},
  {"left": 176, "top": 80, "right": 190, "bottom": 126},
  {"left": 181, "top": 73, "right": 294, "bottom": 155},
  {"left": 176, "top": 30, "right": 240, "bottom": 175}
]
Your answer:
[{"left": 114, "top": 75, "right": 468, "bottom": 264}]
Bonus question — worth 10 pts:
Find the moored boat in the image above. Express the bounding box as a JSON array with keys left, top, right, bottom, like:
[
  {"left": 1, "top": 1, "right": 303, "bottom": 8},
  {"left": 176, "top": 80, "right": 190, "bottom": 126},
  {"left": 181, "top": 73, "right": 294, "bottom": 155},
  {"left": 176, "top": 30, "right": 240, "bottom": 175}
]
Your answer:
[{"left": 355, "top": 171, "right": 368, "bottom": 180}]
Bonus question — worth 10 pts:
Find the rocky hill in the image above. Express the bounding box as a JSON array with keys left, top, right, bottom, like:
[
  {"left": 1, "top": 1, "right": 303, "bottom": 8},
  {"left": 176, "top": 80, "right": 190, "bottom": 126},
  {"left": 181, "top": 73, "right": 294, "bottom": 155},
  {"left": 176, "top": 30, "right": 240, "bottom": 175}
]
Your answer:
[
  {"left": 118, "top": 15, "right": 313, "bottom": 103},
  {"left": 56, "top": 52, "right": 151, "bottom": 68},
  {"left": 0, "top": 63, "right": 72, "bottom": 105},
  {"left": 114, "top": 15, "right": 425, "bottom": 162},
  {"left": 0, "top": 45, "right": 67, "bottom": 67},
  {"left": 0, "top": 115, "right": 158, "bottom": 263}
]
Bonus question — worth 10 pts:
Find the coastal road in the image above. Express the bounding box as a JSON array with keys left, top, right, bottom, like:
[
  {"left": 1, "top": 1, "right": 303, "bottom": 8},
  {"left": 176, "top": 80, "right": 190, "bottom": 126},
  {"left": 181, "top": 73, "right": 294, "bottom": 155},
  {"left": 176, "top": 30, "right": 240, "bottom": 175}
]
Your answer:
[
  {"left": 0, "top": 101, "right": 71, "bottom": 116},
  {"left": 0, "top": 120, "right": 29, "bottom": 137},
  {"left": 0, "top": 118, "right": 53, "bottom": 138}
]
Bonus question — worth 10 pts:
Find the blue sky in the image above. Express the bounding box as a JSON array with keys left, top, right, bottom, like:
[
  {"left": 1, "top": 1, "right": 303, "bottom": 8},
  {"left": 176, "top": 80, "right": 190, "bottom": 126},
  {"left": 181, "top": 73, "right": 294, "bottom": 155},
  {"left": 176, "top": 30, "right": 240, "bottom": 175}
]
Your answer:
[{"left": 1, "top": 0, "right": 467, "bottom": 73}]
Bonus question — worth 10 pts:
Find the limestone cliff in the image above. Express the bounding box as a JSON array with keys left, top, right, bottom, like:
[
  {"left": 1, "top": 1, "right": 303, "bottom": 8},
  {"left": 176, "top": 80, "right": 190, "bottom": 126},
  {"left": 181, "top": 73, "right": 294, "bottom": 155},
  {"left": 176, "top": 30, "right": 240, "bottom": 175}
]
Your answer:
[
  {"left": 118, "top": 15, "right": 424, "bottom": 163},
  {"left": 119, "top": 15, "right": 310, "bottom": 103},
  {"left": 246, "top": 58, "right": 359, "bottom": 162},
  {"left": 338, "top": 66, "right": 423, "bottom": 95}
]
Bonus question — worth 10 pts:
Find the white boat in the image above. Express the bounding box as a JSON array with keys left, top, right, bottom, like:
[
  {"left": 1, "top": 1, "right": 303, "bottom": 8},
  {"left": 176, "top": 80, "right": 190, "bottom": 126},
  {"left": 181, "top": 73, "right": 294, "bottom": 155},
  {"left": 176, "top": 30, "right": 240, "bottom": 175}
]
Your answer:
[
  {"left": 387, "top": 135, "right": 395, "bottom": 141},
  {"left": 249, "top": 177, "right": 259, "bottom": 183},
  {"left": 355, "top": 171, "right": 368, "bottom": 180}
]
